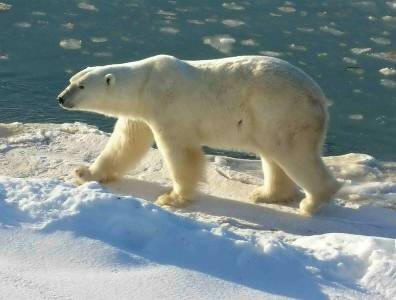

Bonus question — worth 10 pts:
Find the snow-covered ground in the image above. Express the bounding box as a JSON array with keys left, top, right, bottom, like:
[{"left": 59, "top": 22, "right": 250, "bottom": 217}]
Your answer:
[{"left": 0, "top": 122, "right": 395, "bottom": 299}]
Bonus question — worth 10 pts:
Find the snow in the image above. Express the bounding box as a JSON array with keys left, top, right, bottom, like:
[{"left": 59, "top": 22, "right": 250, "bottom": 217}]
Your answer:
[{"left": 0, "top": 123, "right": 395, "bottom": 299}]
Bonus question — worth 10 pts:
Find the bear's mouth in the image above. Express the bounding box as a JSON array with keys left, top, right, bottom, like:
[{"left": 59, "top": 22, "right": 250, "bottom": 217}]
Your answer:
[{"left": 59, "top": 101, "right": 74, "bottom": 109}]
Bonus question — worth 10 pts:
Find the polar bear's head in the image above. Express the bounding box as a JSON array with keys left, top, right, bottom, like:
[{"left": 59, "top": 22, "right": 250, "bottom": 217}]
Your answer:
[{"left": 57, "top": 66, "right": 120, "bottom": 115}]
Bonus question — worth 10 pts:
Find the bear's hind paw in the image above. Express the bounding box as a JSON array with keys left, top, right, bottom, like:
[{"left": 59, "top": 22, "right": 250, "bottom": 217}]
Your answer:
[{"left": 155, "top": 190, "right": 190, "bottom": 207}]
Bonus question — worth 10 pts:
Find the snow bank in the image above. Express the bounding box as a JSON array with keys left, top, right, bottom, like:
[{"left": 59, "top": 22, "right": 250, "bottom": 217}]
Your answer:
[{"left": 0, "top": 123, "right": 395, "bottom": 299}]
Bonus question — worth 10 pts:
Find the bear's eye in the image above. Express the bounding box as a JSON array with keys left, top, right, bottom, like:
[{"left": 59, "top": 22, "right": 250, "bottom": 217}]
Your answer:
[{"left": 79, "top": 85, "right": 85, "bottom": 90}]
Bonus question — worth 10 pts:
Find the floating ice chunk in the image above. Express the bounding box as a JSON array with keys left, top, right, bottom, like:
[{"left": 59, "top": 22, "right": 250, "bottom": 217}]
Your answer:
[
  {"left": 222, "top": 19, "right": 245, "bottom": 27},
  {"left": 0, "top": 53, "right": 8, "bottom": 60},
  {"left": 91, "top": 37, "right": 108, "bottom": 43},
  {"left": 59, "top": 39, "right": 82, "bottom": 50},
  {"left": 349, "top": 114, "right": 364, "bottom": 120},
  {"left": 94, "top": 52, "right": 113, "bottom": 57},
  {"left": 241, "top": 39, "right": 257, "bottom": 46},
  {"left": 160, "top": 26, "right": 179, "bottom": 34},
  {"left": 269, "top": 13, "right": 282, "bottom": 17},
  {"left": 370, "top": 37, "right": 391, "bottom": 45},
  {"left": 120, "top": 36, "right": 131, "bottom": 42},
  {"left": 157, "top": 10, "right": 176, "bottom": 16},
  {"left": 320, "top": 26, "right": 345, "bottom": 36},
  {"left": 222, "top": 2, "right": 244, "bottom": 10},
  {"left": 353, "top": 89, "right": 362, "bottom": 93},
  {"left": 382, "top": 16, "right": 396, "bottom": 22},
  {"left": 351, "top": 48, "right": 371, "bottom": 55},
  {"left": 380, "top": 79, "right": 396, "bottom": 88},
  {"left": 0, "top": 2, "right": 11, "bottom": 11},
  {"left": 78, "top": 2, "right": 98, "bottom": 11},
  {"left": 297, "top": 27, "right": 314, "bottom": 33},
  {"left": 203, "top": 35, "right": 235, "bottom": 54},
  {"left": 350, "top": 1, "right": 377, "bottom": 12},
  {"left": 205, "top": 17, "right": 217, "bottom": 23},
  {"left": 343, "top": 57, "right": 358, "bottom": 64},
  {"left": 259, "top": 51, "right": 283, "bottom": 57},
  {"left": 317, "top": 53, "right": 328, "bottom": 57},
  {"left": 14, "top": 22, "right": 31, "bottom": 28},
  {"left": 187, "top": 19, "right": 205, "bottom": 25},
  {"left": 370, "top": 52, "right": 396, "bottom": 63},
  {"left": 32, "top": 11, "right": 46, "bottom": 16},
  {"left": 278, "top": 6, "right": 296, "bottom": 13},
  {"left": 289, "top": 44, "right": 307, "bottom": 51},
  {"left": 386, "top": 1, "right": 396, "bottom": 10},
  {"left": 62, "top": 22, "right": 74, "bottom": 30},
  {"left": 346, "top": 67, "right": 364, "bottom": 75},
  {"left": 379, "top": 68, "right": 396, "bottom": 76}
]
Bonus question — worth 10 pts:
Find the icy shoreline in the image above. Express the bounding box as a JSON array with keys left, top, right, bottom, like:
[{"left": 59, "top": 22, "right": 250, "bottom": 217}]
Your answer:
[{"left": 0, "top": 122, "right": 395, "bottom": 299}]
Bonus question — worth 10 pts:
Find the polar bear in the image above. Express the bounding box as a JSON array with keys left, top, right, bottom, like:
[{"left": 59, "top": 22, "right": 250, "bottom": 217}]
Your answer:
[{"left": 57, "top": 55, "right": 340, "bottom": 215}]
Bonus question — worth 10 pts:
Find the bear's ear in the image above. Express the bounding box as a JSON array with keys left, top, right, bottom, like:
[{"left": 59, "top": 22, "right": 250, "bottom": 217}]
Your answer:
[{"left": 105, "top": 73, "right": 116, "bottom": 87}]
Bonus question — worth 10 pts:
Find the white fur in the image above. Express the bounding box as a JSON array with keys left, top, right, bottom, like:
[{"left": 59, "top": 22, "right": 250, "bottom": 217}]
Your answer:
[{"left": 58, "top": 55, "right": 341, "bottom": 215}]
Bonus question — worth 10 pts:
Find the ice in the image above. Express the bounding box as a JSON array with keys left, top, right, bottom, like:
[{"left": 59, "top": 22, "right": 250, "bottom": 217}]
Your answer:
[
  {"left": 241, "top": 39, "right": 258, "bottom": 46},
  {"left": 349, "top": 114, "right": 364, "bottom": 120},
  {"left": 379, "top": 67, "right": 396, "bottom": 76},
  {"left": 203, "top": 35, "right": 236, "bottom": 54},
  {"left": 187, "top": 19, "right": 205, "bottom": 25},
  {"left": 350, "top": 1, "right": 378, "bottom": 12},
  {"left": 1, "top": 123, "right": 396, "bottom": 299},
  {"left": 259, "top": 50, "right": 283, "bottom": 57},
  {"left": 159, "top": 27, "right": 180, "bottom": 34},
  {"left": 370, "top": 37, "right": 391, "bottom": 45},
  {"left": 382, "top": 16, "right": 396, "bottom": 23},
  {"left": 61, "top": 22, "right": 74, "bottom": 30},
  {"left": 278, "top": 6, "right": 296, "bottom": 13},
  {"left": 59, "top": 39, "right": 82, "bottom": 50},
  {"left": 0, "top": 2, "right": 11, "bottom": 11},
  {"left": 91, "top": 37, "right": 108, "bottom": 43},
  {"left": 386, "top": 1, "right": 396, "bottom": 10},
  {"left": 222, "top": 2, "right": 244, "bottom": 10},
  {"left": 222, "top": 19, "right": 245, "bottom": 27},
  {"left": 14, "top": 22, "right": 31, "bottom": 28},
  {"left": 320, "top": 26, "right": 345, "bottom": 36},
  {"left": 351, "top": 47, "right": 371, "bottom": 55},
  {"left": 78, "top": 2, "right": 98, "bottom": 11},
  {"left": 380, "top": 79, "right": 396, "bottom": 89},
  {"left": 343, "top": 57, "right": 358, "bottom": 64},
  {"left": 370, "top": 52, "right": 396, "bottom": 63},
  {"left": 93, "top": 52, "right": 113, "bottom": 57},
  {"left": 289, "top": 44, "right": 307, "bottom": 51},
  {"left": 297, "top": 27, "right": 314, "bottom": 33},
  {"left": 31, "top": 11, "right": 46, "bottom": 16}
]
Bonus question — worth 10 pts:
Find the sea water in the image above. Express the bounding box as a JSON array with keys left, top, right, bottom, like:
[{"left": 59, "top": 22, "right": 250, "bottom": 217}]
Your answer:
[{"left": 0, "top": 0, "right": 395, "bottom": 160}]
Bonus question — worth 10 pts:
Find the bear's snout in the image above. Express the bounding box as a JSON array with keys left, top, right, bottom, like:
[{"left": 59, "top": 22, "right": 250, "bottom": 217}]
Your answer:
[{"left": 58, "top": 96, "right": 65, "bottom": 105}]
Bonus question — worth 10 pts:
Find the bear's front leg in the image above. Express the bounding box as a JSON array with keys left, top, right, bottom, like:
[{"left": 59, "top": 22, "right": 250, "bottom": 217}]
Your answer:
[
  {"left": 74, "top": 118, "right": 154, "bottom": 185},
  {"left": 154, "top": 137, "right": 204, "bottom": 207}
]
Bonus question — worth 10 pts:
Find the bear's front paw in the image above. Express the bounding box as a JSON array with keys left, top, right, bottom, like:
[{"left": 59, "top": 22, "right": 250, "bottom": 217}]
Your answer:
[
  {"left": 74, "top": 166, "right": 118, "bottom": 185},
  {"left": 155, "top": 190, "right": 190, "bottom": 207},
  {"left": 74, "top": 166, "right": 96, "bottom": 185}
]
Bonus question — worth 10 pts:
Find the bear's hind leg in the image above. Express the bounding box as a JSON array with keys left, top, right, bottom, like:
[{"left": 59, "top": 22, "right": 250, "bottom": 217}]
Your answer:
[
  {"left": 272, "top": 150, "right": 341, "bottom": 216},
  {"left": 155, "top": 138, "right": 204, "bottom": 207},
  {"left": 74, "top": 118, "right": 154, "bottom": 184},
  {"left": 250, "top": 157, "right": 300, "bottom": 203}
]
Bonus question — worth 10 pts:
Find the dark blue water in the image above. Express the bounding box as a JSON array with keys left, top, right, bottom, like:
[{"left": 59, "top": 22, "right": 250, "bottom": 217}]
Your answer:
[{"left": 1, "top": 0, "right": 395, "bottom": 159}]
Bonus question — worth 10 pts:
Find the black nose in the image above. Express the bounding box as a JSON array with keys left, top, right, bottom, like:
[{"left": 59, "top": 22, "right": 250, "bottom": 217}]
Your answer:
[{"left": 58, "top": 96, "right": 64, "bottom": 104}]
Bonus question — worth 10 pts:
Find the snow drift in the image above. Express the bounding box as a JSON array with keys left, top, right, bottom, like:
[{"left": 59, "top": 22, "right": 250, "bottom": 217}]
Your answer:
[{"left": 0, "top": 122, "right": 395, "bottom": 299}]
